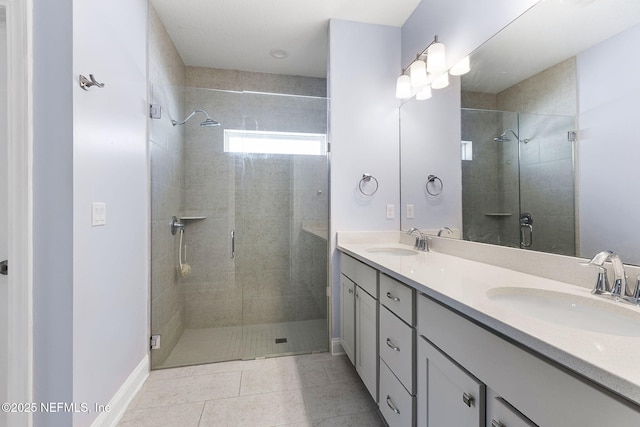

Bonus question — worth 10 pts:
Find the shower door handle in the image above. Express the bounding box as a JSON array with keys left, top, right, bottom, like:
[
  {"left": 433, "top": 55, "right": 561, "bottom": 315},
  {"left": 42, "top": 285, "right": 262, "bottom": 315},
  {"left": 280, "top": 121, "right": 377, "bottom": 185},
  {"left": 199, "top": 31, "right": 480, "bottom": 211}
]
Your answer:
[
  {"left": 519, "top": 213, "right": 533, "bottom": 248},
  {"left": 230, "top": 230, "right": 235, "bottom": 259}
]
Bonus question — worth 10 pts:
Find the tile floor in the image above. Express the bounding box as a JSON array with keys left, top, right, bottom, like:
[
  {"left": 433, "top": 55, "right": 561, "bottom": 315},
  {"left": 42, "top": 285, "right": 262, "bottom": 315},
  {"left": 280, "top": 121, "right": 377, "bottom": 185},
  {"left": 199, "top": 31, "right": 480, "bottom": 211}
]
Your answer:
[
  {"left": 119, "top": 352, "right": 384, "bottom": 427},
  {"left": 158, "top": 319, "right": 328, "bottom": 369}
]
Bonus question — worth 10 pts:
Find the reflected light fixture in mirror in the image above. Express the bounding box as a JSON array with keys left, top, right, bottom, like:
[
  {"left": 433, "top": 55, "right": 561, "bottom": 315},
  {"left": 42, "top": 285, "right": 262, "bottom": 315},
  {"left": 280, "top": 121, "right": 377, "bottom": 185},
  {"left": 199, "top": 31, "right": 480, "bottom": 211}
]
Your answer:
[
  {"left": 416, "top": 86, "right": 432, "bottom": 100},
  {"left": 431, "top": 73, "right": 449, "bottom": 89},
  {"left": 450, "top": 56, "right": 470, "bottom": 76}
]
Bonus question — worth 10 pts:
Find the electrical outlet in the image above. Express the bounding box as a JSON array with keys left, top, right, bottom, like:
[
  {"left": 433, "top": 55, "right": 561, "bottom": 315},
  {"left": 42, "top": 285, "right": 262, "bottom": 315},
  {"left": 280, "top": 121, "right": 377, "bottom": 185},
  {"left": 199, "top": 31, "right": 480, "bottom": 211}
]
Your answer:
[
  {"left": 386, "top": 204, "right": 395, "bottom": 219},
  {"left": 406, "top": 204, "right": 415, "bottom": 219}
]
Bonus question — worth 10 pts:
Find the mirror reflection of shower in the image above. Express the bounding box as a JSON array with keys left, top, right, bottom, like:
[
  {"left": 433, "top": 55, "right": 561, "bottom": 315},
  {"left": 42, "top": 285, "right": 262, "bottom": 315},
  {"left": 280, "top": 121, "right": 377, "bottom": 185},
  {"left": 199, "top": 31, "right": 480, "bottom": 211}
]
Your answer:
[
  {"left": 494, "top": 128, "right": 530, "bottom": 143},
  {"left": 172, "top": 108, "right": 220, "bottom": 127}
]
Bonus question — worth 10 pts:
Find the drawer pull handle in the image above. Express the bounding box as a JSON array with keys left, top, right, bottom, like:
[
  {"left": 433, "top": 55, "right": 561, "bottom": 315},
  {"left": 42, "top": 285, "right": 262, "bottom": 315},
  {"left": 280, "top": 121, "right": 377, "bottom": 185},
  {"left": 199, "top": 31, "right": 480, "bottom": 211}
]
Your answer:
[
  {"left": 462, "top": 392, "right": 474, "bottom": 407},
  {"left": 491, "top": 420, "right": 505, "bottom": 427},
  {"left": 386, "top": 395, "right": 400, "bottom": 414},
  {"left": 386, "top": 338, "right": 400, "bottom": 352},
  {"left": 386, "top": 292, "right": 400, "bottom": 302}
]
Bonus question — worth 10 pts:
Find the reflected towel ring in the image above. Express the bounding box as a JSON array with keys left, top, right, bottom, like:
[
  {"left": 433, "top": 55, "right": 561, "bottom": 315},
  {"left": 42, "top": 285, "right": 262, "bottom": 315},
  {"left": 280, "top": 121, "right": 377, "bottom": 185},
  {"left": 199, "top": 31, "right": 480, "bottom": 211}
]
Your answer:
[
  {"left": 426, "top": 174, "right": 443, "bottom": 196},
  {"left": 359, "top": 173, "right": 379, "bottom": 196}
]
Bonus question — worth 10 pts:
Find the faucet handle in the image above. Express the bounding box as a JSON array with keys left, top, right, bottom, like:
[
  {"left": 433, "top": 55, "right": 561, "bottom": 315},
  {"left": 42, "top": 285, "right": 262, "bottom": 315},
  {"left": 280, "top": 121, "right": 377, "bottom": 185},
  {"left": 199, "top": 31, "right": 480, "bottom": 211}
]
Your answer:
[
  {"left": 633, "top": 275, "right": 640, "bottom": 301},
  {"left": 581, "top": 262, "right": 610, "bottom": 294}
]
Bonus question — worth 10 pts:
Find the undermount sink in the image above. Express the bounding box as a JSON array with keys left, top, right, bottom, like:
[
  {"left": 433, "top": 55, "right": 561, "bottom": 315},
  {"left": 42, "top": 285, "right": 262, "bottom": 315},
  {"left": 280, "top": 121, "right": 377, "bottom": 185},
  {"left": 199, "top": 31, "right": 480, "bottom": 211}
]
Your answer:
[
  {"left": 487, "top": 287, "right": 640, "bottom": 337},
  {"left": 366, "top": 246, "right": 418, "bottom": 257}
]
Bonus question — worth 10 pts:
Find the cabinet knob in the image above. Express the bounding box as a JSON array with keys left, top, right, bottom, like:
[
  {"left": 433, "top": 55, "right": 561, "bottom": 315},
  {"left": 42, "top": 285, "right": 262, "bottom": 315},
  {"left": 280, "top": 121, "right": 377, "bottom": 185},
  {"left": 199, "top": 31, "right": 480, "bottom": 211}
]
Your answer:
[
  {"left": 462, "top": 392, "right": 474, "bottom": 407},
  {"left": 348, "top": 288, "right": 353, "bottom": 294}
]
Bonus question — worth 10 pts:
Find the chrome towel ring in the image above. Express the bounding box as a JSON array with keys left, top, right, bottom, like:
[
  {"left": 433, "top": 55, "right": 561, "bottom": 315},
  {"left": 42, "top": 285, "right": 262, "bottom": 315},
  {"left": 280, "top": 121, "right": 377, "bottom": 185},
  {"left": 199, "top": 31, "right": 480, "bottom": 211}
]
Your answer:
[
  {"left": 426, "top": 174, "right": 443, "bottom": 196},
  {"left": 359, "top": 173, "right": 379, "bottom": 196}
]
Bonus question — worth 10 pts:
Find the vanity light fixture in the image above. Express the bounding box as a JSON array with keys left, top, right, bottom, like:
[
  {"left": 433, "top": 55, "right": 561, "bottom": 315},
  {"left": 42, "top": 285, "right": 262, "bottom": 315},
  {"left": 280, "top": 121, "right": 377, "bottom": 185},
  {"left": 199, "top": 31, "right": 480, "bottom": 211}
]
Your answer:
[
  {"left": 395, "top": 35, "right": 471, "bottom": 100},
  {"left": 395, "top": 74, "right": 412, "bottom": 99}
]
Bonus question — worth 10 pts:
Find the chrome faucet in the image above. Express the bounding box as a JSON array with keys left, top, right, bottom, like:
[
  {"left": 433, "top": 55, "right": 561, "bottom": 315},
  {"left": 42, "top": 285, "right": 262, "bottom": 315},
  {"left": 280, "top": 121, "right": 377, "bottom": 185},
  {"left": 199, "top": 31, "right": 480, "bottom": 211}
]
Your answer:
[
  {"left": 437, "top": 227, "right": 453, "bottom": 237},
  {"left": 583, "top": 251, "right": 630, "bottom": 298},
  {"left": 406, "top": 228, "right": 428, "bottom": 251}
]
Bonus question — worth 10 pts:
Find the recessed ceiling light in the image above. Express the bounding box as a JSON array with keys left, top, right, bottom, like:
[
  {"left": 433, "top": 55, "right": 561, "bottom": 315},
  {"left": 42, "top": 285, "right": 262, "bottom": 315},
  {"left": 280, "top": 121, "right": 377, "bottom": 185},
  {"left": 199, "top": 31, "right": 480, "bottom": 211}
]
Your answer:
[{"left": 269, "top": 49, "right": 289, "bottom": 59}]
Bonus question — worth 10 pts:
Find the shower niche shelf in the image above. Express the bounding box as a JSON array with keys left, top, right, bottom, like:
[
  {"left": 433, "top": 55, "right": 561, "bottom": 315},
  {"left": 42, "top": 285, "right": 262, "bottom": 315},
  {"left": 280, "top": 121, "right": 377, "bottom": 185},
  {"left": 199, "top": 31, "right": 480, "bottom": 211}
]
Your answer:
[{"left": 483, "top": 212, "right": 512, "bottom": 217}]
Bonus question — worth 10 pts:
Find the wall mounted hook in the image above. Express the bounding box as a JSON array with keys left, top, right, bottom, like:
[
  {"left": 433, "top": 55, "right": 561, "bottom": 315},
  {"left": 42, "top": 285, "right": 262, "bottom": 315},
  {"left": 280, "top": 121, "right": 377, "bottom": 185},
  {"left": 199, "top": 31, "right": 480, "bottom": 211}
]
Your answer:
[{"left": 79, "top": 74, "right": 105, "bottom": 91}]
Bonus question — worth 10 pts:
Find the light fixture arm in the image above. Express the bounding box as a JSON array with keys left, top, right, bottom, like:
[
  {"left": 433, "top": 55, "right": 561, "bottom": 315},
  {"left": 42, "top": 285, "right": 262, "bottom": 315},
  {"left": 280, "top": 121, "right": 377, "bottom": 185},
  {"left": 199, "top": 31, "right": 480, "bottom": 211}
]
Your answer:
[{"left": 401, "top": 35, "right": 440, "bottom": 74}]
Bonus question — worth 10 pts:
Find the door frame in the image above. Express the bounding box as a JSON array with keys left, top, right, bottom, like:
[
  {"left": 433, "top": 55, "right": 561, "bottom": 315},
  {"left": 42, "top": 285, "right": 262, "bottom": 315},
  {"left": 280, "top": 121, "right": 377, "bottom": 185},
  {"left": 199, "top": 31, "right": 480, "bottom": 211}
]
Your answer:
[{"left": 4, "top": 0, "right": 33, "bottom": 425}]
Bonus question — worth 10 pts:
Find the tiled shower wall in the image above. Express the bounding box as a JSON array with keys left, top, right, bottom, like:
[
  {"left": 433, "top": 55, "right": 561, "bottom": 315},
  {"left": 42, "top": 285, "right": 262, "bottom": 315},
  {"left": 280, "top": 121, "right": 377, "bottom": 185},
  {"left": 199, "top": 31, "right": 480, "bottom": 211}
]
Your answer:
[
  {"left": 179, "top": 68, "right": 328, "bottom": 329},
  {"left": 461, "top": 58, "right": 576, "bottom": 255},
  {"left": 149, "top": 5, "right": 187, "bottom": 367}
]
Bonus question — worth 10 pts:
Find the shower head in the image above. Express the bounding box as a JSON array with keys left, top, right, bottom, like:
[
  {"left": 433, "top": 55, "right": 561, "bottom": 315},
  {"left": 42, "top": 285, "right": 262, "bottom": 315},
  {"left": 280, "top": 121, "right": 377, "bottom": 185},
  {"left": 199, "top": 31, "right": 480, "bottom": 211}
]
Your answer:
[
  {"left": 172, "top": 109, "right": 220, "bottom": 127},
  {"left": 493, "top": 128, "right": 526, "bottom": 143}
]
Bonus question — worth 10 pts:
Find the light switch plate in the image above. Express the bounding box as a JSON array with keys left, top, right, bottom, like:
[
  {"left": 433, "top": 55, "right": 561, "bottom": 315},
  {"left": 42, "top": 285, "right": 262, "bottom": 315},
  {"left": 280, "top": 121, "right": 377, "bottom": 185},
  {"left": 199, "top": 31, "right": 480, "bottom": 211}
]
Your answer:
[
  {"left": 406, "top": 204, "right": 415, "bottom": 219},
  {"left": 92, "top": 202, "right": 106, "bottom": 226},
  {"left": 386, "top": 204, "right": 395, "bottom": 219}
]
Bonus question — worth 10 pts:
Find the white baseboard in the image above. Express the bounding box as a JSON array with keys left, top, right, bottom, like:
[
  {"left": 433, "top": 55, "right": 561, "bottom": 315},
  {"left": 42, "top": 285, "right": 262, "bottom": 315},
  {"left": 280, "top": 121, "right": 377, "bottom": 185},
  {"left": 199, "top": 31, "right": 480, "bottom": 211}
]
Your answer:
[
  {"left": 331, "top": 338, "right": 345, "bottom": 355},
  {"left": 91, "top": 355, "right": 149, "bottom": 427}
]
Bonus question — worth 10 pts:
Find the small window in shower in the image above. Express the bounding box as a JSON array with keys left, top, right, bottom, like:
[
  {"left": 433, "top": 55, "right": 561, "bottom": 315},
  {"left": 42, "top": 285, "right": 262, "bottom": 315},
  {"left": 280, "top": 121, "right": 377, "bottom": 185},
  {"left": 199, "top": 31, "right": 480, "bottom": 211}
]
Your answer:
[
  {"left": 461, "top": 140, "right": 473, "bottom": 161},
  {"left": 224, "top": 129, "right": 327, "bottom": 155}
]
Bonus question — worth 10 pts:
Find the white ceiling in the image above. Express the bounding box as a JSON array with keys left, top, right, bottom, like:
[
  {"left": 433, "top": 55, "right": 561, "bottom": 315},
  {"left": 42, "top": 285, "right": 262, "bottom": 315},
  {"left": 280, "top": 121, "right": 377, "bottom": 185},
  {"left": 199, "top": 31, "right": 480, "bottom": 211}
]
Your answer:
[{"left": 150, "top": 0, "right": 422, "bottom": 78}]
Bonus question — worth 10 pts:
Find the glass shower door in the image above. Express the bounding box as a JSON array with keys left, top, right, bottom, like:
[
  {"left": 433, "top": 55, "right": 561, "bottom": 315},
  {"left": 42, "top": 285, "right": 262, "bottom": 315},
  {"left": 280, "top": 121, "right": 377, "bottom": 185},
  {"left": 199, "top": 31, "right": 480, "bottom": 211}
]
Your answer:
[
  {"left": 150, "top": 86, "right": 328, "bottom": 369},
  {"left": 517, "top": 112, "right": 575, "bottom": 255}
]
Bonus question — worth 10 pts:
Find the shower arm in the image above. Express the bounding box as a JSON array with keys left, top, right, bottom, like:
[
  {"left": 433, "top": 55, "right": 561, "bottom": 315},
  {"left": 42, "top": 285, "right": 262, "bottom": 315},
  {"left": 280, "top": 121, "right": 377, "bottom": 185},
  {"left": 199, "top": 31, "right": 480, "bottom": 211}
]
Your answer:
[{"left": 172, "top": 109, "right": 211, "bottom": 126}]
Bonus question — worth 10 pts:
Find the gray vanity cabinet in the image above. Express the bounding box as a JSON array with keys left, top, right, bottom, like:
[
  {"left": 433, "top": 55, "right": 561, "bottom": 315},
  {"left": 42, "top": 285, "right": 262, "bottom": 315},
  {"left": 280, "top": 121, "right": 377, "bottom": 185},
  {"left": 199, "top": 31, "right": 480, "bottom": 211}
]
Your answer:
[
  {"left": 486, "top": 390, "right": 537, "bottom": 427},
  {"left": 355, "top": 285, "right": 378, "bottom": 401},
  {"left": 417, "top": 336, "right": 485, "bottom": 426},
  {"left": 340, "top": 253, "right": 379, "bottom": 402},
  {"left": 340, "top": 274, "right": 356, "bottom": 364},
  {"left": 379, "top": 274, "right": 416, "bottom": 426}
]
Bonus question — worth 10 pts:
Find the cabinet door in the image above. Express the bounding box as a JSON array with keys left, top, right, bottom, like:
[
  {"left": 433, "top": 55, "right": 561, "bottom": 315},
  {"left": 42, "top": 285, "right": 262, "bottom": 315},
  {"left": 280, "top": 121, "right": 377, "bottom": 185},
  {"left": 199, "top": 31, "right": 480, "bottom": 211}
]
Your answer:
[
  {"left": 355, "top": 286, "right": 378, "bottom": 402},
  {"left": 340, "top": 274, "right": 355, "bottom": 364},
  {"left": 486, "top": 391, "right": 538, "bottom": 427},
  {"left": 417, "top": 336, "right": 485, "bottom": 427}
]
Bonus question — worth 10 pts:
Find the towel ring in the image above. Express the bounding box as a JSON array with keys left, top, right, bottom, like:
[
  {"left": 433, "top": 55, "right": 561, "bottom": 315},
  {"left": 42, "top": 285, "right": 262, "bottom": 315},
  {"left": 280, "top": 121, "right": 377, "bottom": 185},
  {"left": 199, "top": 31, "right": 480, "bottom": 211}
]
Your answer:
[
  {"left": 359, "top": 173, "right": 379, "bottom": 196},
  {"left": 426, "top": 174, "right": 443, "bottom": 196}
]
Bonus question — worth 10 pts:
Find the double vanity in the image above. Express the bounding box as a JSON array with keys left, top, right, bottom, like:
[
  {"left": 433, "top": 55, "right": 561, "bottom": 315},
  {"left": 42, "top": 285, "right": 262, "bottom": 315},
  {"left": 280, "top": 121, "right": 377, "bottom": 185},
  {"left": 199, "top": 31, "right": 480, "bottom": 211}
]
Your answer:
[{"left": 337, "top": 231, "right": 640, "bottom": 426}]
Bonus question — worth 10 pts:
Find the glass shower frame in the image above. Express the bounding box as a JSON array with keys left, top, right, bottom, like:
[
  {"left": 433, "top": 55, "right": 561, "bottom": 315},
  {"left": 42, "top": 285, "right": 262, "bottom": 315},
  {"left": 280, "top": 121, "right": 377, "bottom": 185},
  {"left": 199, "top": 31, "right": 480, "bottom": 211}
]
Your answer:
[
  {"left": 461, "top": 108, "right": 576, "bottom": 255},
  {"left": 150, "top": 85, "right": 329, "bottom": 369}
]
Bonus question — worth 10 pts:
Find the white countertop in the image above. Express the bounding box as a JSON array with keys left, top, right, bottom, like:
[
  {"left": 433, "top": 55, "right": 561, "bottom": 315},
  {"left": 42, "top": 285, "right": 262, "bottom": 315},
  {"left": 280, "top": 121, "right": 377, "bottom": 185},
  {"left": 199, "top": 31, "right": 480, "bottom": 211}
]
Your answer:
[{"left": 337, "top": 238, "right": 640, "bottom": 406}]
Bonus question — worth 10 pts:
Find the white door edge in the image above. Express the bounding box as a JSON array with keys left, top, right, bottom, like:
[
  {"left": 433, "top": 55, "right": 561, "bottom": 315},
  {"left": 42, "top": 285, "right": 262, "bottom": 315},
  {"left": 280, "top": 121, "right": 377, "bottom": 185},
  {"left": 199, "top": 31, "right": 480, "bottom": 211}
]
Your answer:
[{"left": 4, "top": 0, "right": 33, "bottom": 425}]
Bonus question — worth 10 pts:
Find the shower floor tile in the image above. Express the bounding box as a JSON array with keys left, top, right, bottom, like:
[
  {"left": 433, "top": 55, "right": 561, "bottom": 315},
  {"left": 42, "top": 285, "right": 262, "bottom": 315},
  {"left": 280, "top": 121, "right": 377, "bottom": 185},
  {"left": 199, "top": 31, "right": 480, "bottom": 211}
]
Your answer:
[{"left": 157, "top": 318, "right": 328, "bottom": 369}]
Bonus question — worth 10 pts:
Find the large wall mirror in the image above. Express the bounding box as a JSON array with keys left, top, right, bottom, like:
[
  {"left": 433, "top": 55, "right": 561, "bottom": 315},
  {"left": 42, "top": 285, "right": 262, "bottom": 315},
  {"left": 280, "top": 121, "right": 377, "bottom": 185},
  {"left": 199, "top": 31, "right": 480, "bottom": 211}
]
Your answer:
[{"left": 400, "top": 0, "right": 640, "bottom": 265}]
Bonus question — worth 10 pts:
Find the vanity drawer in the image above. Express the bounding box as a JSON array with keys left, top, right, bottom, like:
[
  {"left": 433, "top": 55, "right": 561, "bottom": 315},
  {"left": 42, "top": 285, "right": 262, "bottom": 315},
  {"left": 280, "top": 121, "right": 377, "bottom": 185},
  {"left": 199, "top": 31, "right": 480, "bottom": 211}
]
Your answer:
[
  {"left": 341, "top": 253, "right": 377, "bottom": 297},
  {"left": 379, "top": 305, "right": 414, "bottom": 393},
  {"left": 380, "top": 273, "right": 414, "bottom": 325},
  {"left": 379, "top": 359, "right": 415, "bottom": 427}
]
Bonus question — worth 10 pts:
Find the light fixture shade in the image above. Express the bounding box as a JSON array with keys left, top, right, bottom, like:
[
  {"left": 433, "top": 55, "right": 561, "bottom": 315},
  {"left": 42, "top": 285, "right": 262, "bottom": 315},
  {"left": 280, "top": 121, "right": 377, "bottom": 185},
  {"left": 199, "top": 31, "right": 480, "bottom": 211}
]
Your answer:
[
  {"left": 410, "top": 60, "right": 429, "bottom": 88},
  {"left": 416, "top": 86, "right": 432, "bottom": 101},
  {"left": 432, "top": 72, "right": 449, "bottom": 89},
  {"left": 395, "top": 75, "right": 411, "bottom": 99},
  {"left": 426, "top": 42, "right": 446, "bottom": 73},
  {"left": 450, "top": 56, "right": 470, "bottom": 76}
]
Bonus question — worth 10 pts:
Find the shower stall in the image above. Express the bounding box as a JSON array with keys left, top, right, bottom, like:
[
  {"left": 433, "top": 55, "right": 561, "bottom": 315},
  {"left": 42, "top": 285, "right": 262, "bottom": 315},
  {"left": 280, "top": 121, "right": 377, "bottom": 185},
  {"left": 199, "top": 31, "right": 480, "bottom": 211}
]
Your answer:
[
  {"left": 461, "top": 108, "right": 575, "bottom": 255},
  {"left": 150, "top": 85, "right": 329, "bottom": 369}
]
